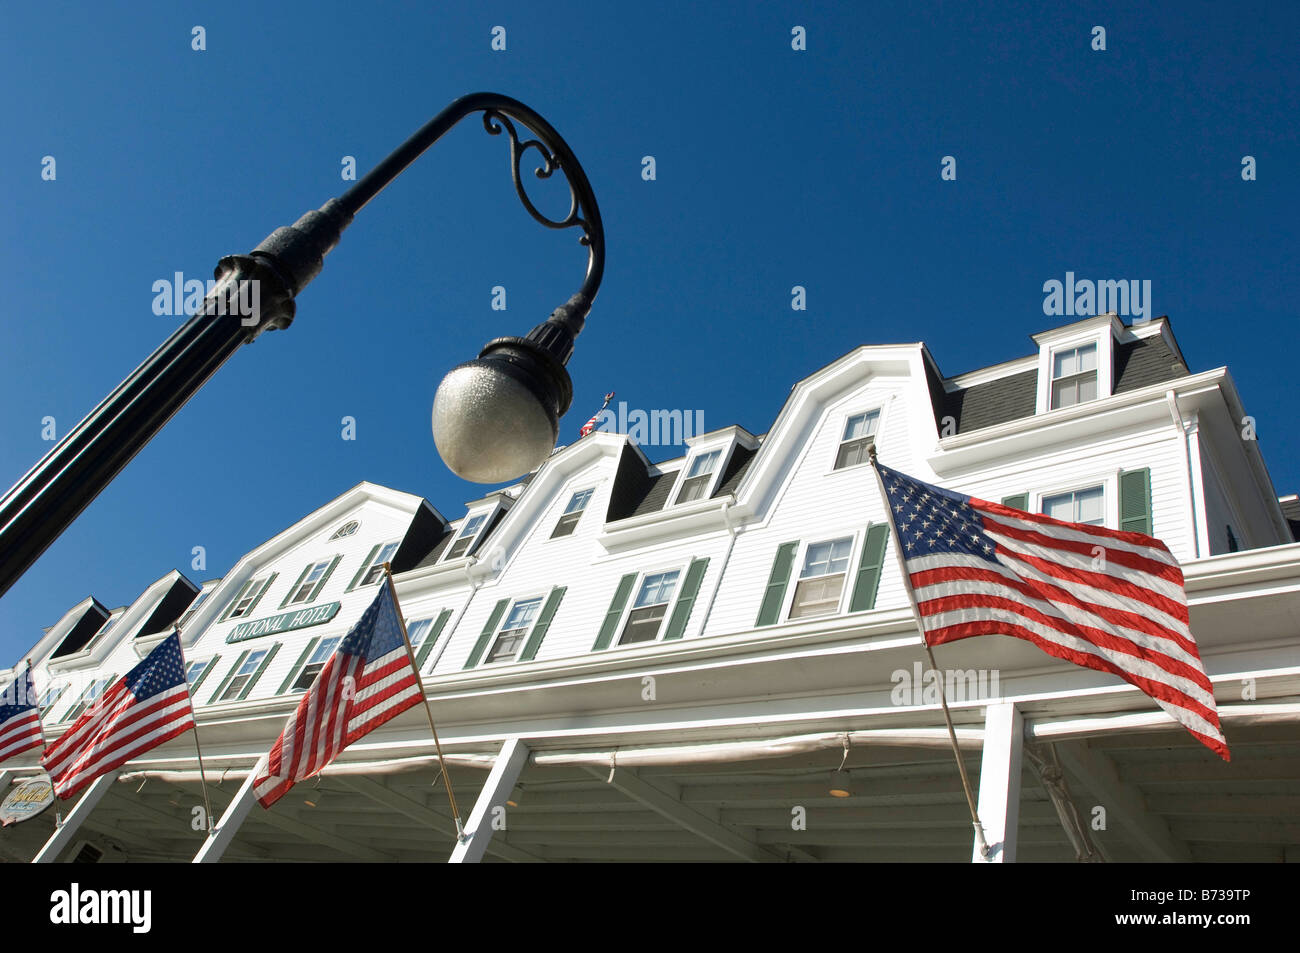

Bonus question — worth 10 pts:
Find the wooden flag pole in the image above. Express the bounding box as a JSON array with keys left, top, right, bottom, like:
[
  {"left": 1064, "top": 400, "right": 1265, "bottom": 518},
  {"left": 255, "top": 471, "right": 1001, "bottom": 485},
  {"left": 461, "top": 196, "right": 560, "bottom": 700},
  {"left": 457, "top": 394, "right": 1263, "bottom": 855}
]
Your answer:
[
  {"left": 867, "top": 448, "right": 990, "bottom": 858},
  {"left": 382, "top": 563, "right": 466, "bottom": 841},
  {"left": 177, "top": 627, "right": 216, "bottom": 833}
]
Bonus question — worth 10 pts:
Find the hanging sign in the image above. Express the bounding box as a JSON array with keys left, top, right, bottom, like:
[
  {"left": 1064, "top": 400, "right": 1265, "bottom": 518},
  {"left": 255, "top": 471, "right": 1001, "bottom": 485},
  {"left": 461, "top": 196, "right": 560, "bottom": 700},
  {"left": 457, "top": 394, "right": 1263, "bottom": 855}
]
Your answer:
[
  {"left": 227, "top": 601, "right": 342, "bottom": 644},
  {"left": 1, "top": 776, "right": 55, "bottom": 826}
]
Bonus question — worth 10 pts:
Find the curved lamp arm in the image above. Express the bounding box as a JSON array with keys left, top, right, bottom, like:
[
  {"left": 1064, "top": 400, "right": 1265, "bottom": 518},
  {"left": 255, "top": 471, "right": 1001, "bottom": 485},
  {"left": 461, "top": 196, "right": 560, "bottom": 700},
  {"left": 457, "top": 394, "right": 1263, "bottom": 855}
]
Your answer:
[{"left": 0, "top": 92, "right": 604, "bottom": 600}]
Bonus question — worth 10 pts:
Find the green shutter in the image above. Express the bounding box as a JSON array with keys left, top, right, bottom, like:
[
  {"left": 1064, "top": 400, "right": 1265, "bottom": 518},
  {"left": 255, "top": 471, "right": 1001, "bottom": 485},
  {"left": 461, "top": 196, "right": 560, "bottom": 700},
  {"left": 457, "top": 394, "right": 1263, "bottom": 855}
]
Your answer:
[
  {"left": 219, "top": 581, "right": 253, "bottom": 622},
  {"left": 593, "top": 574, "right": 638, "bottom": 650},
  {"left": 756, "top": 542, "right": 799, "bottom": 626},
  {"left": 277, "top": 637, "right": 320, "bottom": 694},
  {"left": 1120, "top": 468, "right": 1153, "bottom": 535},
  {"left": 416, "top": 609, "right": 453, "bottom": 668},
  {"left": 1001, "top": 493, "right": 1029, "bottom": 512},
  {"left": 210, "top": 650, "right": 250, "bottom": 703},
  {"left": 849, "top": 524, "right": 890, "bottom": 612},
  {"left": 465, "top": 599, "right": 510, "bottom": 669},
  {"left": 279, "top": 565, "right": 313, "bottom": 609},
  {"left": 520, "top": 587, "right": 567, "bottom": 661},
  {"left": 189, "top": 655, "right": 220, "bottom": 698},
  {"left": 309, "top": 555, "right": 342, "bottom": 601},
  {"left": 244, "top": 573, "right": 277, "bottom": 617},
  {"left": 238, "top": 643, "right": 281, "bottom": 700},
  {"left": 663, "top": 558, "right": 710, "bottom": 640},
  {"left": 347, "top": 546, "right": 380, "bottom": 592}
]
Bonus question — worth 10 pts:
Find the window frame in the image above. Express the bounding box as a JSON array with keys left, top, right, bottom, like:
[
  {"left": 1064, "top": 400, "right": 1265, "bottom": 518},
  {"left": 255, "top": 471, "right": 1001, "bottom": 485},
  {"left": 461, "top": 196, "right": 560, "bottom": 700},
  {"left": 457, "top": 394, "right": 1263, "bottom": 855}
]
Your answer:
[
  {"left": 185, "top": 658, "right": 213, "bottom": 687},
  {"left": 359, "top": 540, "right": 401, "bottom": 586},
  {"left": 329, "top": 520, "right": 360, "bottom": 541},
  {"left": 444, "top": 514, "right": 488, "bottom": 562},
  {"left": 287, "top": 558, "right": 334, "bottom": 606},
  {"left": 1033, "top": 323, "right": 1115, "bottom": 416},
  {"left": 177, "top": 589, "right": 210, "bottom": 630},
  {"left": 832, "top": 408, "right": 882, "bottom": 472},
  {"left": 219, "top": 648, "right": 269, "bottom": 702},
  {"left": 673, "top": 449, "right": 725, "bottom": 505},
  {"left": 1048, "top": 342, "right": 1100, "bottom": 410},
  {"left": 64, "top": 674, "right": 115, "bottom": 722},
  {"left": 38, "top": 683, "right": 68, "bottom": 717},
  {"left": 550, "top": 488, "right": 595, "bottom": 539},
  {"left": 290, "top": 636, "right": 341, "bottom": 693},
  {"left": 615, "top": 568, "right": 685, "bottom": 646},
  {"left": 84, "top": 614, "right": 121, "bottom": 653},
  {"left": 229, "top": 577, "right": 270, "bottom": 619},
  {"left": 483, "top": 595, "right": 548, "bottom": 665},
  {"left": 1032, "top": 474, "right": 1119, "bottom": 530},
  {"left": 782, "top": 533, "right": 860, "bottom": 622}
]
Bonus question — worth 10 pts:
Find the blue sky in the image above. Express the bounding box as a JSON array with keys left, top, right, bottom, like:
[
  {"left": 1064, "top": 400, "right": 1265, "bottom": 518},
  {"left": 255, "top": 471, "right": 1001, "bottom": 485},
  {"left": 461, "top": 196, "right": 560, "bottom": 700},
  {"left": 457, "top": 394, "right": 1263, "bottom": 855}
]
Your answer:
[{"left": 1, "top": 1, "right": 1297, "bottom": 661}]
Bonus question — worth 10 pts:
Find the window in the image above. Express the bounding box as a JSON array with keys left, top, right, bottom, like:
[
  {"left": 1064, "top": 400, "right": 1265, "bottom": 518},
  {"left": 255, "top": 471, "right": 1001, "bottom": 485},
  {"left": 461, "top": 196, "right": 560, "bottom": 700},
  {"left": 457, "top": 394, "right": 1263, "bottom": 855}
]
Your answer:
[
  {"left": 360, "top": 541, "right": 400, "bottom": 585},
  {"left": 789, "top": 538, "right": 853, "bottom": 619},
  {"left": 1042, "top": 485, "right": 1105, "bottom": 526},
  {"left": 291, "top": 637, "right": 340, "bottom": 692},
  {"left": 288, "top": 560, "right": 332, "bottom": 606},
  {"left": 38, "top": 684, "right": 67, "bottom": 715},
  {"left": 230, "top": 578, "right": 269, "bottom": 619},
  {"left": 65, "top": 676, "right": 114, "bottom": 721},
  {"left": 619, "top": 570, "right": 681, "bottom": 644},
  {"left": 485, "top": 598, "right": 543, "bottom": 664},
  {"left": 675, "top": 450, "right": 722, "bottom": 504},
  {"left": 446, "top": 516, "right": 486, "bottom": 560},
  {"left": 406, "top": 618, "right": 434, "bottom": 653},
  {"left": 177, "top": 590, "right": 209, "bottom": 629},
  {"left": 835, "top": 411, "right": 880, "bottom": 470},
  {"left": 1050, "top": 343, "right": 1099, "bottom": 409},
  {"left": 85, "top": 616, "right": 119, "bottom": 652},
  {"left": 551, "top": 489, "right": 594, "bottom": 538},
  {"left": 219, "top": 649, "right": 268, "bottom": 701},
  {"left": 329, "top": 520, "right": 360, "bottom": 540},
  {"left": 185, "top": 659, "right": 210, "bottom": 686}
]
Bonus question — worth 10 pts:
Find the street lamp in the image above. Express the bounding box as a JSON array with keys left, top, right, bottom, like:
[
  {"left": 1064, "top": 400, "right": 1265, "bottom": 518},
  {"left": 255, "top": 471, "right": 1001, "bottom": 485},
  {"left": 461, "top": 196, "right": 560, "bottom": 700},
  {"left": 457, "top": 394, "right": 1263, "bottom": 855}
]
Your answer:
[{"left": 0, "top": 92, "right": 605, "bottom": 600}]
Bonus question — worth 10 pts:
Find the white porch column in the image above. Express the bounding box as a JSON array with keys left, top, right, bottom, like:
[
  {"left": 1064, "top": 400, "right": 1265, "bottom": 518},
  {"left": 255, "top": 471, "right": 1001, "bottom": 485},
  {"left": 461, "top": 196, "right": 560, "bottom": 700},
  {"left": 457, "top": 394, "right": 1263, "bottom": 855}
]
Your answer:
[
  {"left": 32, "top": 771, "right": 119, "bottom": 863},
  {"left": 192, "top": 760, "right": 263, "bottom": 864},
  {"left": 973, "top": 702, "right": 1023, "bottom": 863},
  {"left": 449, "top": 738, "right": 530, "bottom": 864}
]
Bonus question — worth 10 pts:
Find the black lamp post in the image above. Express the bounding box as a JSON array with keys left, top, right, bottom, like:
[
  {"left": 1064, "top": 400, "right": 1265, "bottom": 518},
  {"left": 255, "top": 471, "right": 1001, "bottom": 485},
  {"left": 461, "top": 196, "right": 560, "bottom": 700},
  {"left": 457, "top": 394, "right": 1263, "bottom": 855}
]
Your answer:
[{"left": 0, "top": 92, "right": 605, "bottom": 601}]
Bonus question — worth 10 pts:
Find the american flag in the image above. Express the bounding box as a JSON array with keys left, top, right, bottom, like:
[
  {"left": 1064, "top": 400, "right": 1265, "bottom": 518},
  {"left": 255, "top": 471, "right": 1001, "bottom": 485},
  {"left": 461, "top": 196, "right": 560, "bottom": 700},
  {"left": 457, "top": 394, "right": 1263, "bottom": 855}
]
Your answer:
[
  {"left": 875, "top": 461, "right": 1228, "bottom": 761},
  {"left": 41, "top": 632, "right": 196, "bottom": 799},
  {"left": 0, "top": 664, "right": 45, "bottom": 766},
  {"left": 580, "top": 392, "right": 616, "bottom": 437},
  {"left": 253, "top": 576, "right": 424, "bottom": 808}
]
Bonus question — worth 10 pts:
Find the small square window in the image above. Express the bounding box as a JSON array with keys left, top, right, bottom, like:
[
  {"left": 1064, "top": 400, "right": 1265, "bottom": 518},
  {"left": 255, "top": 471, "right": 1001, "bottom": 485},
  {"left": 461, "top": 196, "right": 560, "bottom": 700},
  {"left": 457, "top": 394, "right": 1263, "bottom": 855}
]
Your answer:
[
  {"left": 291, "top": 637, "right": 341, "bottom": 692},
  {"left": 834, "top": 411, "right": 880, "bottom": 470},
  {"left": 220, "top": 649, "right": 268, "bottom": 701},
  {"left": 675, "top": 451, "right": 722, "bottom": 504},
  {"left": 551, "top": 489, "right": 595, "bottom": 538},
  {"left": 619, "top": 570, "right": 681, "bottom": 645},
  {"left": 789, "top": 538, "right": 853, "bottom": 619},
  {"left": 446, "top": 516, "right": 487, "bottom": 560},
  {"left": 288, "top": 560, "right": 331, "bottom": 606},
  {"left": 361, "top": 542, "right": 400, "bottom": 586},
  {"left": 485, "top": 598, "right": 543, "bottom": 664},
  {"left": 1050, "top": 344, "right": 1099, "bottom": 409},
  {"left": 1041, "top": 486, "right": 1105, "bottom": 526}
]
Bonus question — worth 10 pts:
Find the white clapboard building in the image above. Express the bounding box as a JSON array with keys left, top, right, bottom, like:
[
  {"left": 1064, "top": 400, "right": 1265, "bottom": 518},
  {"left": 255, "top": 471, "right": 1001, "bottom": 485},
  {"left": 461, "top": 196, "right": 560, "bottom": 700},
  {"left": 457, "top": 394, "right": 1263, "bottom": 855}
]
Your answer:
[{"left": 2, "top": 313, "right": 1298, "bottom": 863}]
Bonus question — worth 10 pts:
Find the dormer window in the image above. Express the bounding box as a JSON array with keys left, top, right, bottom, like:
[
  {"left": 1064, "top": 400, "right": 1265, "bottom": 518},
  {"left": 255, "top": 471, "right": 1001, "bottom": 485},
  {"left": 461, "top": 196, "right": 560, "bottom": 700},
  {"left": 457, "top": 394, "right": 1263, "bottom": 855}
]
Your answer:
[
  {"left": 551, "top": 489, "right": 594, "bottom": 538},
  {"left": 446, "top": 515, "right": 487, "bottom": 560},
  {"left": 86, "top": 615, "right": 119, "bottom": 651},
  {"left": 675, "top": 450, "right": 722, "bottom": 504},
  {"left": 834, "top": 411, "right": 880, "bottom": 470},
  {"left": 1050, "top": 343, "right": 1098, "bottom": 409}
]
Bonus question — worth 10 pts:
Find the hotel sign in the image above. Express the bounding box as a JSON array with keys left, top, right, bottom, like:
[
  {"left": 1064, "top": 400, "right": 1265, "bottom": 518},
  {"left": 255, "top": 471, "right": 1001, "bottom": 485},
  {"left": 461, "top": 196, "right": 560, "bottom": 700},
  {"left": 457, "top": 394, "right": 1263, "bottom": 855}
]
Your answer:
[
  {"left": 227, "top": 602, "right": 341, "bottom": 644},
  {"left": 1, "top": 776, "right": 54, "bottom": 826}
]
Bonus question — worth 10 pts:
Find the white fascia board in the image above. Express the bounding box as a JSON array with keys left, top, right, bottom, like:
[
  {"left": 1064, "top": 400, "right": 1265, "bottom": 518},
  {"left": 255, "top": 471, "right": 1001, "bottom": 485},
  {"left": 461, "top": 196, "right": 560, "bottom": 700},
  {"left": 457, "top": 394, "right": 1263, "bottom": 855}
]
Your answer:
[
  {"left": 20, "top": 596, "right": 104, "bottom": 671},
  {"left": 598, "top": 494, "right": 740, "bottom": 551},
  {"left": 930, "top": 368, "right": 1228, "bottom": 475}
]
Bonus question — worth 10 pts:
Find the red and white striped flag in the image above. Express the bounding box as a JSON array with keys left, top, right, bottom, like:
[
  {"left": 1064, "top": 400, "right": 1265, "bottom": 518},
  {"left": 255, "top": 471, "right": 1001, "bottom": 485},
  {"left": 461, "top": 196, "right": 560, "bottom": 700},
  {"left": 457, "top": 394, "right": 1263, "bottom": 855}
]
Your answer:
[
  {"left": 41, "top": 632, "right": 196, "bottom": 798},
  {"left": 0, "top": 664, "right": 45, "bottom": 766},
  {"left": 874, "top": 461, "right": 1228, "bottom": 761},
  {"left": 253, "top": 576, "right": 424, "bottom": 808},
  {"left": 580, "top": 392, "right": 616, "bottom": 438}
]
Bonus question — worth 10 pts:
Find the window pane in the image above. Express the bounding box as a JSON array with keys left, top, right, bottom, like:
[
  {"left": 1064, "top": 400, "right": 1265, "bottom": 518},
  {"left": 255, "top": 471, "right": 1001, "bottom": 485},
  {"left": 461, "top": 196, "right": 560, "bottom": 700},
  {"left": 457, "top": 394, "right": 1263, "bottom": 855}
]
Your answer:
[
  {"left": 619, "top": 604, "right": 668, "bottom": 644},
  {"left": 634, "top": 571, "right": 680, "bottom": 608},
  {"left": 1077, "top": 343, "right": 1097, "bottom": 371},
  {"left": 486, "top": 628, "right": 527, "bottom": 663},
  {"left": 802, "top": 538, "right": 852, "bottom": 578},
  {"left": 239, "top": 650, "right": 267, "bottom": 676},
  {"left": 687, "top": 450, "right": 720, "bottom": 479},
  {"left": 1076, "top": 487, "right": 1105, "bottom": 524},
  {"left": 406, "top": 619, "right": 433, "bottom": 649},
  {"left": 308, "top": 637, "right": 340, "bottom": 665},
  {"left": 564, "top": 489, "right": 593, "bottom": 514},
  {"left": 843, "top": 411, "right": 879, "bottom": 441},
  {"left": 1077, "top": 375, "right": 1097, "bottom": 403},
  {"left": 789, "top": 575, "right": 846, "bottom": 618},
  {"left": 676, "top": 475, "right": 710, "bottom": 503},
  {"left": 1042, "top": 492, "right": 1073, "bottom": 521},
  {"left": 502, "top": 599, "right": 542, "bottom": 631}
]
